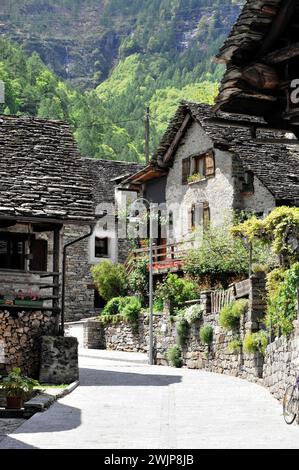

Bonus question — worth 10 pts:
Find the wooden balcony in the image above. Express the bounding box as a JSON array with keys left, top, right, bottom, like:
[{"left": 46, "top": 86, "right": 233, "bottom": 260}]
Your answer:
[{"left": 127, "top": 240, "right": 196, "bottom": 274}]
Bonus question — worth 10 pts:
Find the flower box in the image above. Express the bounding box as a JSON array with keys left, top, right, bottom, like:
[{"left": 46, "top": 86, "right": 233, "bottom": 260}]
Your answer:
[{"left": 14, "top": 300, "right": 43, "bottom": 308}]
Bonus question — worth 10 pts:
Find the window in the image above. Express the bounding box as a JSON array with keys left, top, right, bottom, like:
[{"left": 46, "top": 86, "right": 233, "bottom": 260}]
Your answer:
[
  {"left": 169, "top": 211, "right": 174, "bottom": 235},
  {"left": 191, "top": 150, "right": 215, "bottom": 179},
  {"left": 203, "top": 202, "right": 210, "bottom": 231},
  {"left": 190, "top": 204, "right": 196, "bottom": 229},
  {"left": 242, "top": 171, "right": 255, "bottom": 194},
  {"left": 0, "top": 233, "right": 26, "bottom": 270},
  {"left": 95, "top": 237, "right": 109, "bottom": 258},
  {"left": 182, "top": 157, "right": 191, "bottom": 185},
  {"left": 30, "top": 239, "right": 48, "bottom": 272}
]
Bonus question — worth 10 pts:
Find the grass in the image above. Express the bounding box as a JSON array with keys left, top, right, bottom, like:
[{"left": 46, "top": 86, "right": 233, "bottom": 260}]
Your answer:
[{"left": 34, "top": 384, "right": 69, "bottom": 390}]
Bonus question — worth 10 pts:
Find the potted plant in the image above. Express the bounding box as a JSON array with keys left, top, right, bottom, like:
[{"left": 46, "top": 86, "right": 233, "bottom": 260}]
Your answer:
[
  {"left": 188, "top": 173, "right": 204, "bottom": 184},
  {"left": 14, "top": 290, "right": 43, "bottom": 307},
  {"left": 1, "top": 367, "right": 39, "bottom": 409},
  {"left": 0, "top": 292, "right": 5, "bottom": 305}
]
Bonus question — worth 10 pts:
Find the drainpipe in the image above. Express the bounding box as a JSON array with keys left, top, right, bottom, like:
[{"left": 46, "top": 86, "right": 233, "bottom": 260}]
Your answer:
[{"left": 60, "top": 225, "right": 94, "bottom": 337}]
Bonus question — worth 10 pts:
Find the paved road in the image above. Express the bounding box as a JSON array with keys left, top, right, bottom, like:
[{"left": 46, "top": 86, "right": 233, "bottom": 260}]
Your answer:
[{"left": 1, "top": 351, "right": 299, "bottom": 449}]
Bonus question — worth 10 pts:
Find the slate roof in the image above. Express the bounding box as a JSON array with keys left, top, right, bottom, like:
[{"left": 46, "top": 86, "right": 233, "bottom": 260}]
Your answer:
[
  {"left": 0, "top": 115, "right": 95, "bottom": 223},
  {"left": 153, "top": 101, "right": 262, "bottom": 162},
  {"left": 214, "top": 0, "right": 288, "bottom": 114},
  {"left": 152, "top": 101, "right": 299, "bottom": 206},
  {"left": 84, "top": 159, "right": 145, "bottom": 204},
  {"left": 215, "top": 0, "right": 283, "bottom": 65}
]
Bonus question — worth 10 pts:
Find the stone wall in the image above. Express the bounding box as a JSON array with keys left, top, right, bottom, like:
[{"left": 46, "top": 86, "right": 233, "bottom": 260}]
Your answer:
[
  {"left": 39, "top": 336, "right": 79, "bottom": 385},
  {"left": 63, "top": 224, "right": 94, "bottom": 323},
  {"left": 263, "top": 323, "right": 299, "bottom": 401},
  {"left": 165, "top": 121, "right": 275, "bottom": 245},
  {"left": 76, "top": 275, "right": 299, "bottom": 403},
  {"left": 0, "top": 310, "right": 57, "bottom": 378}
]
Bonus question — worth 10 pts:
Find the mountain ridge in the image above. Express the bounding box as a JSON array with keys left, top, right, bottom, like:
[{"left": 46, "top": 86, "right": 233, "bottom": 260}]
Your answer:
[{"left": 0, "top": 1, "right": 244, "bottom": 161}]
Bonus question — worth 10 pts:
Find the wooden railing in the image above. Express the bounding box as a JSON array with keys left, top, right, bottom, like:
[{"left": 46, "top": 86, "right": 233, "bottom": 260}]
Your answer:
[
  {"left": 210, "top": 287, "right": 235, "bottom": 314},
  {"left": 127, "top": 240, "right": 196, "bottom": 273}
]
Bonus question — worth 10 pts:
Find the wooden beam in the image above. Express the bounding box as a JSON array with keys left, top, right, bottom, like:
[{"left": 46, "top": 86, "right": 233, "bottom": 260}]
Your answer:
[
  {"left": 258, "top": 0, "right": 298, "bottom": 58},
  {"left": 164, "top": 114, "right": 191, "bottom": 164},
  {"left": 242, "top": 63, "right": 280, "bottom": 90},
  {"left": 253, "top": 138, "right": 299, "bottom": 145},
  {"left": 53, "top": 226, "right": 61, "bottom": 333},
  {"left": 0, "top": 220, "right": 16, "bottom": 228},
  {"left": 204, "top": 117, "right": 295, "bottom": 133},
  {"left": 264, "top": 42, "right": 299, "bottom": 64}
]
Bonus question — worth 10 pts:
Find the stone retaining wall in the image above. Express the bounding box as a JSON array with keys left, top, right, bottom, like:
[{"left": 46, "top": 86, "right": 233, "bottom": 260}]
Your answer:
[
  {"left": 71, "top": 274, "right": 299, "bottom": 403},
  {"left": 0, "top": 310, "right": 57, "bottom": 378},
  {"left": 263, "top": 324, "right": 299, "bottom": 401}
]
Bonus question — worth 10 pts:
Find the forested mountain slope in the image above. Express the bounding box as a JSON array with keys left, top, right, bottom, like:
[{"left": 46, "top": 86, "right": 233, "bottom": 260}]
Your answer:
[{"left": 0, "top": 1, "right": 243, "bottom": 161}]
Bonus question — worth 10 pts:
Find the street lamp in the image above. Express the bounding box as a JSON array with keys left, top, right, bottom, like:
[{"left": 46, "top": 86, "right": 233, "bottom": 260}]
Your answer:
[{"left": 130, "top": 197, "right": 154, "bottom": 365}]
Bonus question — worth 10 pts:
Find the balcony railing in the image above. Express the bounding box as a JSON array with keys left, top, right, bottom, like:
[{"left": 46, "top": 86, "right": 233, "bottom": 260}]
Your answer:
[{"left": 127, "top": 240, "right": 196, "bottom": 273}]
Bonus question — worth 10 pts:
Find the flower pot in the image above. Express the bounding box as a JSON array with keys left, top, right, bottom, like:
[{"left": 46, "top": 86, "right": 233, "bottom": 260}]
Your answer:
[
  {"left": 6, "top": 396, "right": 23, "bottom": 410},
  {"left": 14, "top": 300, "right": 43, "bottom": 307}
]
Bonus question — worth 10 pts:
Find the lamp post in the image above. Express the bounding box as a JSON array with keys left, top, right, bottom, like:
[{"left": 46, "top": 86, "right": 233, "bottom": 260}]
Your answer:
[{"left": 131, "top": 197, "right": 154, "bottom": 365}]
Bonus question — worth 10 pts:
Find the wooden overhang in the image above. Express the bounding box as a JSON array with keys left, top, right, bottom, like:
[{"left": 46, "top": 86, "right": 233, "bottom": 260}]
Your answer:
[
  {"left": 214, "top": 0, "right": 299, "bottom": 135},
  {"left": 125, "top": 165, "right": 168, "bottom": 184}
]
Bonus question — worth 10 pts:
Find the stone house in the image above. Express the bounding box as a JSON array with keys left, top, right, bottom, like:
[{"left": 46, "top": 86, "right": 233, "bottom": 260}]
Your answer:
[
  {"left": 64, "top": 159, "right": 144, "bottom": 322},
  {"left": 0, "top": 115, "right": 95, "bottom": 376},
  {"left": 126, "top": 102, "right": 299, "bottom": 270}
]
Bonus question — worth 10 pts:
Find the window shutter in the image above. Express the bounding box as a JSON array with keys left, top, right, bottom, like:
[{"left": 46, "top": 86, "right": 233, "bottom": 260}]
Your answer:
[
  {"left": 203, "top": 202, "right": 210, "bottom": 230},
  {"left": 30, "top": 239, "right": 48, "bottom": 272},
  {"left": 204, "top": 150, "right": 215, "bottom": 177},
  {"left": 182, "top": 157, "right": 190, "bottom": 184}
]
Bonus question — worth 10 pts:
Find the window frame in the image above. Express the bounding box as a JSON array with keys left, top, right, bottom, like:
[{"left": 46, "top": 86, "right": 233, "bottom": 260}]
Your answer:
[
  {"left": 190, "top": 149, "right": 216, "bottom": 179},
  {"left": 0, "top": 233, "right": 27, "bottom": 271},
  {"left": 94, "top": 236, "right": 109, "bottom": 259}
]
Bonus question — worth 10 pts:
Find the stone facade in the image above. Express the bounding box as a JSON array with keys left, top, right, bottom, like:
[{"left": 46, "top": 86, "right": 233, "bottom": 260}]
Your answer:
[
  {"left": 63, "top": 224, "right": 94, "bottom": 323},
  {"left": 62, "top": 159, "right": 144, "bottom": 322},
  {"left": 39, "top": 336, "right": 79, "bottom": 385},
  {"left": 263, "top": 326, "right": 299, "bottom": 402},
  {"left": 0, "top": 310, "right": 57, "bottom": 378},
  {"left": 165, "top": 120, "right": 276, "bottom": 245}
]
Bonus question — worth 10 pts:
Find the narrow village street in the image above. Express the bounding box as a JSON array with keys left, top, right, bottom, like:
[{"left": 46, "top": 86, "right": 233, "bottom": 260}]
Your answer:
[{"left": 1, "top": 350, "right": 299, "bottom": 449}]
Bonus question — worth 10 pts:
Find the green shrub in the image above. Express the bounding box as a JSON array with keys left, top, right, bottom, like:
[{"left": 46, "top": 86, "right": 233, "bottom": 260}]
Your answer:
[
  {"left": 199, "top": 325, "right": 213, "bottom": 345},
  {"left": 251, "top": 263, "right": 269, "bottom": 274},
  {"left": 184, "top": 224, "right": 272, "bottom": 278},
  {"left": 103, "top": 297, "right": 124, "bottom": 316},
  {"left": 265, "top": 263, "right": 299, "bottom": 336},
  {"left": 227, "top": 337, "right": 242, "bottom": 354},
  {"left": 175, "top": 318, "right": 189, "bottom": 347},
  {"left": 121, "top": 296, "right": 142, "bottom": 322},
  {"left": 179, "top": 303, "right": 203, "bottom": 325},
  {"left": 219, "top": 299, "right": 248, "bottom": 331},
  {"left": 127, "top": 256, "right": 148, "bottom": 300},
  {"left": 91, "top": 260, "right": 127, "bottom": 302},
  {"left": 166, "top": 346, "right": 182, "bottom": 368},
  {"left": 243, "top": 331, "right": 268, "bottom": 355},
  {"left": 153, "top": 297, "right": 164, "bottom": 312},
  {"left": 232, "top": 206, "right": 299, "bottom": 266},
  {"left": 155, "top": 274, "right": 199, "bottom": 312}
]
